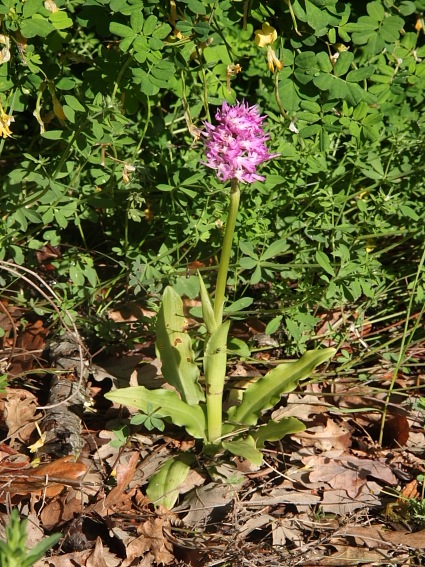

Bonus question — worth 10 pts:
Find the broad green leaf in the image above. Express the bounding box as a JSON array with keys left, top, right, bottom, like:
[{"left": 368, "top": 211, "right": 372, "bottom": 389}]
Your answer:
[
  {"left": 226, "top": 348, "right": 336, "bottom": 427},
  {"left": 23, "top": 0, "right": 43, "bottom": 18},
  {"left": 62, "top": 104, "right": 74, "bottom": 122},
  {"left": 147, "top": 454, "right": 194, "bottom": 509},
  {"left": 156, "top": 286, "right": 204, "bottom": 405},
  {"left": 104, "top": 386, "right": 206, "bottom": 439},
  {"left": 187, "top": 0, "right": 207, "bottom": 15},
  {"left": 22, "top": 208, "right": 41, "bottom": 223},
  {"left": 109, "top": 22, "right": 135, "bottom": 38},
  {"left": 64, "top": 94, "right": 85, "bottom": 112},
  {"left": 333, "top": 50, "right": 354, "bottom": 77},
  {"left": 222, "top": 436, "right": 263, "bottom": 466},
  {"left": 140, "top": 76, "right": 159, "bottom": 96},
  {"left": 400, "top": 205, "right": 419, "bottom": 221},
  {"left": 148, "top": 36, "right": 165, "bottom": 51},
  {"left": 130, "top": 10, "right": 144, "bottom": 33},
  {"left": 193, "top": 21, "right": 210, "bottom": 40},
  {"left": 300, "top": 100, "right": 321, "bottom": 113},
  {"left": 152, "top": 23, "right": 172, "bottom": 40},
  {"left": 366, "top": 34, "right": 385, "bottom": 55},
  {"left": 314, "top": 73, "right": 348, "bottom": 98},
  {"left": 286, "top": 318, "right": 302, "bottom": 342},
  {"left": 305, "top": 0, "right": 338, "bottom": 35},
  {"left": 49, "top": 11, "right": 73, "bottom": 30},
  {"left": 227, "top": 337, "right": 250, "bottom": 358},
  {"left": 239, "top": 240, "right": 256, "bottom": 257},
  {"left": 316, "top": 250, "right": 335, "bottom": 276},
  {"left": 203, "top": 44, "right": 232, "bottom": 65},
  {"left": 295, "top": 51, "right": 318, "bottom": 69},
  {"left": 143, "top": 14, "right": 158, "bottom": 35},
  {"left": 346, "top": 65, "right": 375, "bottom": 83},
  {"left": 367, "top": 1, "right": 385, "bottom": 21},
  {"left": 300, "top": 124, "right": 321, "bottom": 138},
  {"left": 239, "top": 257, "right": 257, "bottom": 270},
  {"left": 261, "top": 239, "right": 289, "bottom": 261},
  {"left": 69, "top": 265, "right": 84, "bottom": 286},
  {"left": 381, "top": 16, "right": 404, "bottom": 43},
  {"left": 398, "top": 1, "right": 416, "bottom": 16},
  {"left": 225, "top": 297, "right": 253, "bottom": 313},
  {"left": 56, "top": 77, "right": 75, "bottom": 90},
  {"left": 316, "top": 51, "right": 333, "bottom": 73},
  {"left": 250, "top": 265, "right": 262, "bottom": 285},
  {"left": 20, "top": 16, "right": 55, "bottom": 38},
  {"left": 120, "top": 35, "right": 136, "bottom": 53},
  {"left": 252, "top": 418, "right": 306, "bottom": 448},
  {"left": 298, "top": 110, "right": 321, "bottom": 123},
  {"left": 151, "top": 61, "right": 175, "bottom": 81},
  {"left": 265, "top": 315, "right": 283, "bottom": 335},
  {"left": 278, "top": 77, "right": 300, "bottom": 113}
]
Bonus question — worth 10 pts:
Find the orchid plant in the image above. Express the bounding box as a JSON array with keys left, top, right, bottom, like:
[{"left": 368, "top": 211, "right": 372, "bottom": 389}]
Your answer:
[{"left": 105, "top": 101, "right": 335, "bottom": 508}]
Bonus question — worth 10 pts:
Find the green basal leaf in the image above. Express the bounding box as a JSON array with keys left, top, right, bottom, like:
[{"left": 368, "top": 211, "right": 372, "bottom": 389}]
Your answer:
[
  {"left": 252, "top": 418, "right": 306, "bottom": 448},
  {"left": 226, "top": 348, "right": 336, "bottom": 428},
  {"left": 147, "top": 454, "right": 194, "bottom": 510},
  {"left": 222, "top": 436, "right": 263, "bottom": 466},
  {"left": 156, "top": 286, "right": 204, "bottom": 405},
  {"left": 105, "top": 387, "right": 206, "bottom": 439}
]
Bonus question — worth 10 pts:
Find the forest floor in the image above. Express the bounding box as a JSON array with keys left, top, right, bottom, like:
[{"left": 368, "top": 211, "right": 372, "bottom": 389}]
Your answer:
[{"left": 0, "top": 299, "right": 424, "bottom": 567}]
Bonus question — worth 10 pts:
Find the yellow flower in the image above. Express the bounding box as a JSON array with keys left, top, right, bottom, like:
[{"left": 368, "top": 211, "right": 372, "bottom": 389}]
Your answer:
[
  {"left": 254, "top": 23, "right": 277, "bottom": 47},
  {"left": 365, "top": 238, "right": 376, "bottom": 253},
  {"left": 254, "top": 24, "right": 282, "bottom": 73},
  {"left": 266, "top": 47, "right": 283, "bottom": 73},
  {"left": 0, "top": 102, "right": 13, "bottom": 138}
]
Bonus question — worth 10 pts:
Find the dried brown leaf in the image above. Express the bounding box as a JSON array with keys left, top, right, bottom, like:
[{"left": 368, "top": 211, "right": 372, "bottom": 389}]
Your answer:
[
  {"left": 4, "top": 388, "right": 41, "bottom": 444},
  {"left": 181, "top": 483, "right": 238, "bottom": 526},
  {"left": 122, "top": 517, "right": 175, "bottom": 566},
  {"left": 0, "top": 455, "right": 87, "bottom": 501},
  {"left": 343, "top": 525, "right": 425, "bottom": 549},
  {"left": 272, "top": 393, "right": 329, "bottom": 421},
  {"left": 295, "top": 418, "right": 351, "bottom": 451},
  {"left": 93, "top": 451, "right": 139, "bottom": 516},
  {"left": 86, "top": 537, "right": 120, "bottom": 567},
  {"left": 306, "top": 454, "right": 397, "bottom": 487},
  {"left": 321, "top": 481, "right": 383, "bottom": 514},
  {"left": 319, "top": 544, "right": 388, "bottom": 565}
]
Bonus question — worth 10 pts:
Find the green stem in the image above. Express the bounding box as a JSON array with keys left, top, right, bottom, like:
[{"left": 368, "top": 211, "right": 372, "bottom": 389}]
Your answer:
[
  {"left": 213, "top": 178, "right": 240, "bottom": 325},
  {"left": 205, "top": 320, "right": 230, "bottom": 444},
  {"left": 204, "top": 178, "right": 241, "bottom": 444}
]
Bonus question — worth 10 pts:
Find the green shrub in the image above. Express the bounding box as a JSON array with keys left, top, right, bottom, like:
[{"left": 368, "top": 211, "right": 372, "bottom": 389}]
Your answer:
[{"left": 0, "top": 0, "right": 424, "bottom": 351}]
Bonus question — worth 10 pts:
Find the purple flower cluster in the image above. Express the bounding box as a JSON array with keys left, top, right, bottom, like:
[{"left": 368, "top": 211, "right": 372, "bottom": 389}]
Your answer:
[{"left": 202, "top": 101, "right": 278, "bottom": 184}]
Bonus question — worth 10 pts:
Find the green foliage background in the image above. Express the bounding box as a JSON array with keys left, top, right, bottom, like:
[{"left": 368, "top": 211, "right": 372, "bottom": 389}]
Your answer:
[{"left": 0, "top": 0, "right": 424, "bottom": 352}]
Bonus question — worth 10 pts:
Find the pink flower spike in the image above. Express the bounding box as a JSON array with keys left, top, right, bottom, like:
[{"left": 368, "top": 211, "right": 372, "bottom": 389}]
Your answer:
[{"left": 202, "top": 101, "right": 279, "bottom": 184}]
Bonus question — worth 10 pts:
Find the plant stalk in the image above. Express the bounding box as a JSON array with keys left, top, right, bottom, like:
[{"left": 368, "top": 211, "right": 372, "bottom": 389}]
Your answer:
[
  {"left": 205, "top": 320, "right": 230, "bottom": 444},
  {"left": 213, "top": 178, "right": 240, "bottom": 325},
  {"left": 205, "top": 178, "right": 240, "bottom": 444}
]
